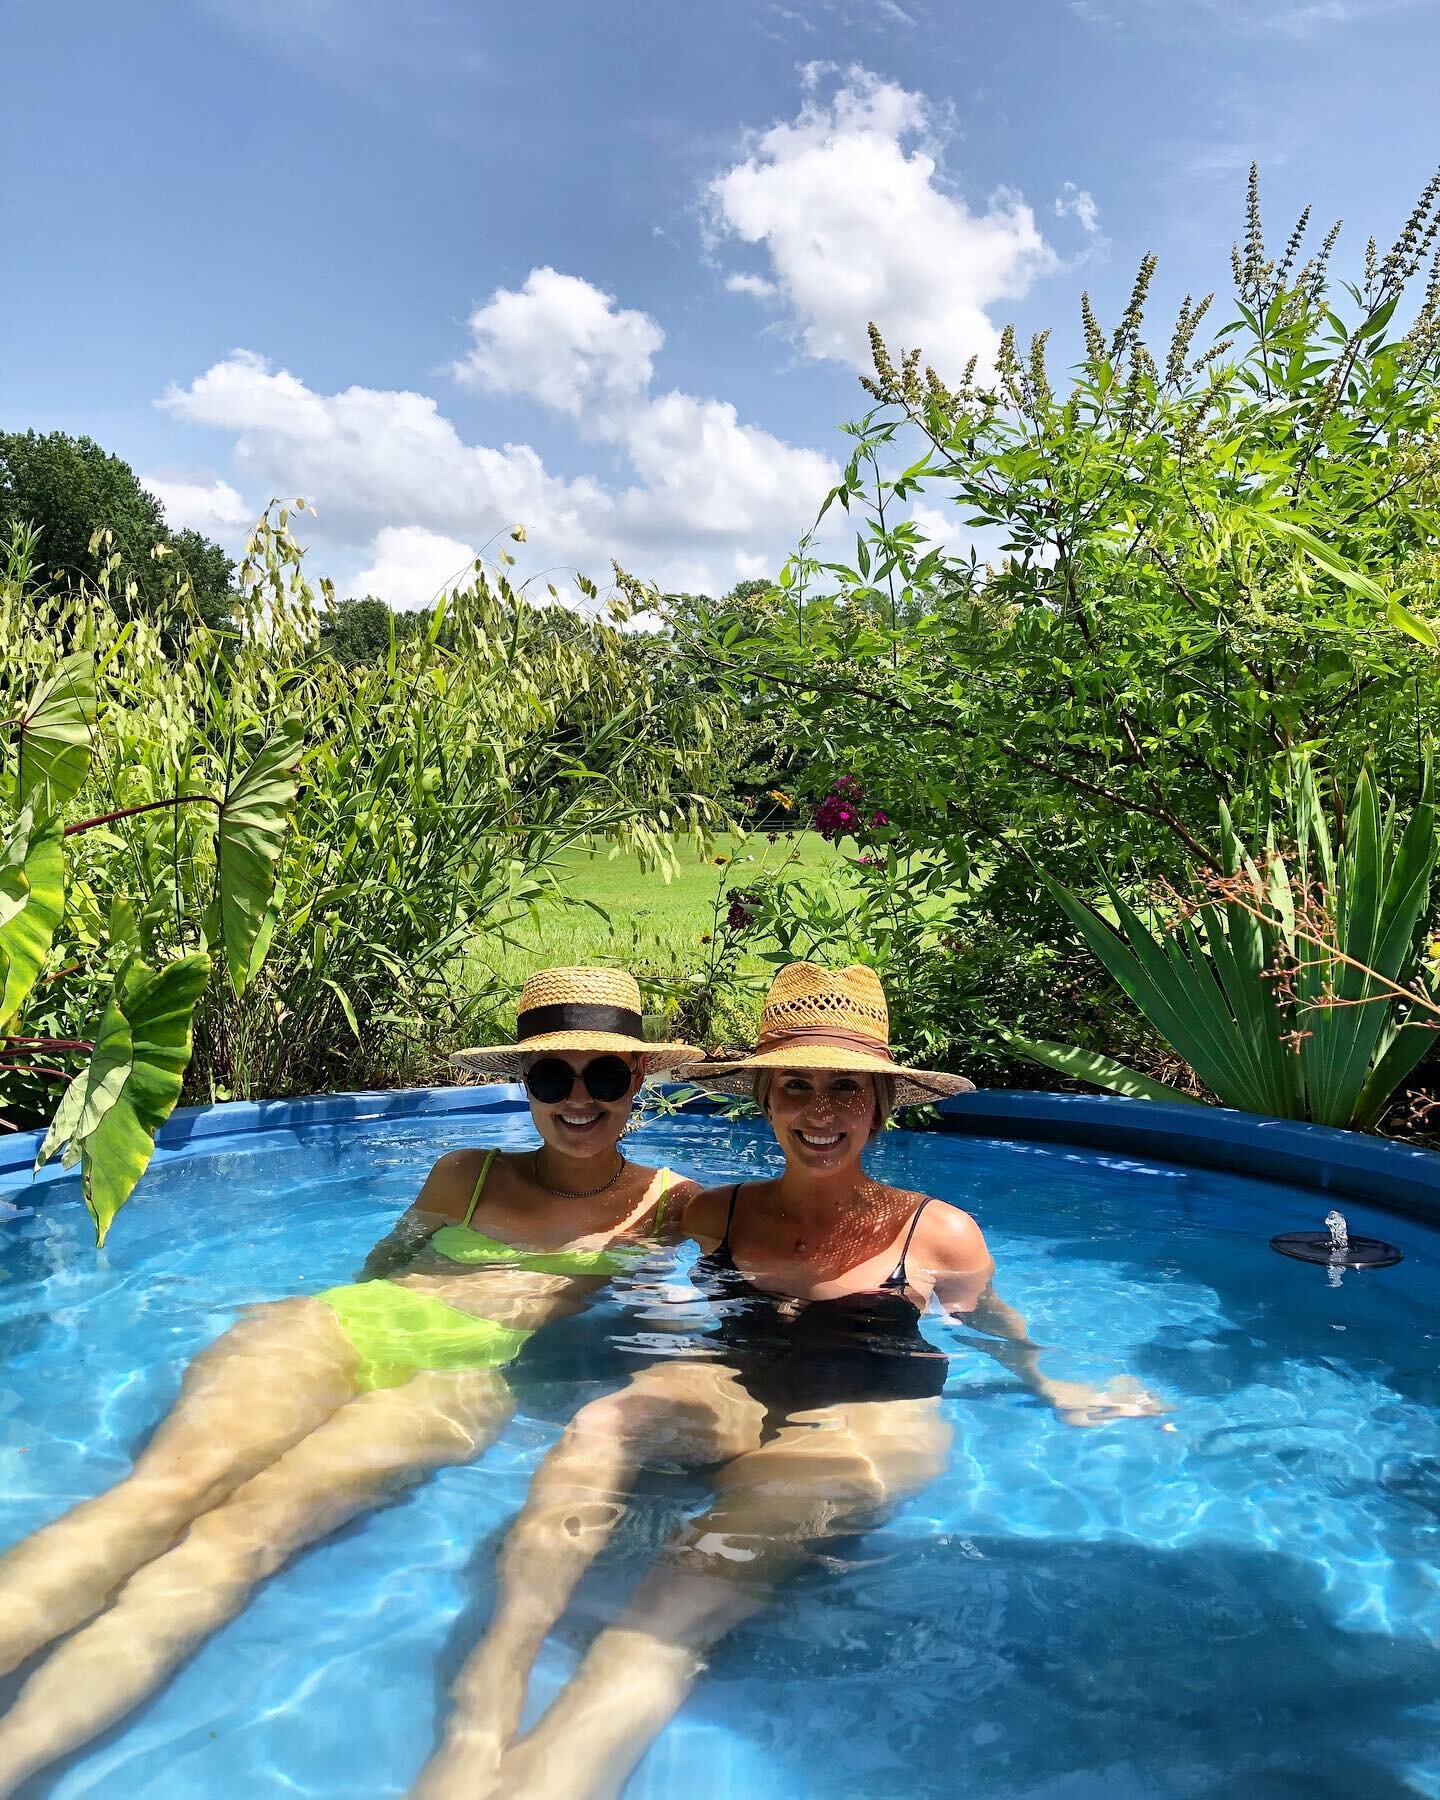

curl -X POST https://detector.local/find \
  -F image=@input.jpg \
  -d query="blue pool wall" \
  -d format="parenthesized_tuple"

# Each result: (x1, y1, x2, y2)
(4, 1084, 1440, 1224)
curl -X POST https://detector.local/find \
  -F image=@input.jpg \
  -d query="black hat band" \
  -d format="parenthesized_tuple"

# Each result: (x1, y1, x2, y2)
(515, 1001, 644, 1042)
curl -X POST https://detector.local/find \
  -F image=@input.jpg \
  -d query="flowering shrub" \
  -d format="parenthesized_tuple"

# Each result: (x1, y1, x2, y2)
(813, 775, 867, 840)
(663, 171, 1440, 1107)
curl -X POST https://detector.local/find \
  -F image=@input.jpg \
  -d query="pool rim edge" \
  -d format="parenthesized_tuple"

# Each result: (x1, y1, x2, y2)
(3, 1084, 1439, 1224)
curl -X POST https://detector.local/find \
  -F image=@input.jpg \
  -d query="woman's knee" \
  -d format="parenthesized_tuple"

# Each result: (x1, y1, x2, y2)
(557, 1383, 683, 1453)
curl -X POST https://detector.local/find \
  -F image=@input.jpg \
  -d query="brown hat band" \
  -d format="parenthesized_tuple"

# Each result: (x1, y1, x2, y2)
(752, 1025, 895, 1061)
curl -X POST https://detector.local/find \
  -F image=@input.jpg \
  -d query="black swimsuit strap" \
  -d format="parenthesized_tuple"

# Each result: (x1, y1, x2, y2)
(881, 1197, 934, 1292)
(717, 1183, 743, 1260)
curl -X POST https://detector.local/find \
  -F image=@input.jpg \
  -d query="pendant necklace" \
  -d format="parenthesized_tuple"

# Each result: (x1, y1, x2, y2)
(532, 1149, 627, 1199)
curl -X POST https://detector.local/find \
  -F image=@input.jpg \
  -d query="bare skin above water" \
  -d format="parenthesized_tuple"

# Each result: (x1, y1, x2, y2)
(417, 1068, 1161, 1800)
(0, 1052, 693, 1796)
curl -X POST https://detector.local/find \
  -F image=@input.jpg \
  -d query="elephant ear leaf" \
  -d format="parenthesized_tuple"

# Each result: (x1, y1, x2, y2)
(0, 807, 64, 1030)
(37, 953, 210, 1246)
(206, 718, 304, 994)
(16, 653, 96, 815)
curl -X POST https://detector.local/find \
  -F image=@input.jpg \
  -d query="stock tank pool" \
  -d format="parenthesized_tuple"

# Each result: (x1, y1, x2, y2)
(2, 1095, 1439, 1799)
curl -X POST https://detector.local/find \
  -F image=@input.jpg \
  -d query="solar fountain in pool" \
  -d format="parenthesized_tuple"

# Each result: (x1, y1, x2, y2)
(1, 1098, 1438, 1799)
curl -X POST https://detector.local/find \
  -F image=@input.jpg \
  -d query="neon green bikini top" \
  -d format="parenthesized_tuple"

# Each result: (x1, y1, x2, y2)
(428, 1150, 676, 1278)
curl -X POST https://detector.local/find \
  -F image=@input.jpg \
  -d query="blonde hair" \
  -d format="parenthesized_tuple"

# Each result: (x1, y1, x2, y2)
(753, 1068, 896, 1138)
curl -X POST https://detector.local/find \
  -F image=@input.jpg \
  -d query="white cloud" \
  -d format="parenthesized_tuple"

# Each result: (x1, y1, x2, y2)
(1054, 181, 1101, 235)
(350, 525, 478, 609)
(724, 272, 778, 299)
(709, 65, 1056, 374)
(618, 391, 832, 539)
(162, 348, 614, 553)
(160, 280, 837, 607)
(452, 266, 662, 419)
(142, 475, 252, 535)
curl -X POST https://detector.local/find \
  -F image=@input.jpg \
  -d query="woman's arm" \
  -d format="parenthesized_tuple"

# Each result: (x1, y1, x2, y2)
(678, 1185, 735, 1253)
(648, 1175, 701, 1246)
(355, 1149, 484, 1280)
(922, 1204, 1163, 1427)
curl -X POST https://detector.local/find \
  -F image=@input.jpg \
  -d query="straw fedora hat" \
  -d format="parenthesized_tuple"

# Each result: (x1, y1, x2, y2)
(689, 962, 974, 1107)
(450, 967, 700, 1080)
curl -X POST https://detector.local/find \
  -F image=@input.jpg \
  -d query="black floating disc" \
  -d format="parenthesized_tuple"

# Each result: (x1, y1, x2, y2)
(1270, 1231, 1403, 1268)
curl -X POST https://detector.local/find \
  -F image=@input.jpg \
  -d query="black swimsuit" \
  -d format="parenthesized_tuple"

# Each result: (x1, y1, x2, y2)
(695, 1184, 949, 1418)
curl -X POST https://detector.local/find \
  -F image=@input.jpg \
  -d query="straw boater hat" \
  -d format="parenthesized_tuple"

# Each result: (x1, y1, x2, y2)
(689, 962, 974, 1108)
(450, 967, 700, 1081)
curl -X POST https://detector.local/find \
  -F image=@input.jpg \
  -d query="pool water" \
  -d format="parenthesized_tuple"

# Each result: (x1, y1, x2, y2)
(2, 1111, 1439, 1799)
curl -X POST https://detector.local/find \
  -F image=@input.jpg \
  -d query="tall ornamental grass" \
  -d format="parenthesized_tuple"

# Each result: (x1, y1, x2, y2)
(2, 506, 719, 1238)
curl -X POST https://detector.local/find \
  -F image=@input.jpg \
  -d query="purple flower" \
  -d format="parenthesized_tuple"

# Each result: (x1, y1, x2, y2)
(726, 889, 758, 931)
(869, 810, 889, 828)
(814, 777, 873, 841)
(857, 853, 877, 866)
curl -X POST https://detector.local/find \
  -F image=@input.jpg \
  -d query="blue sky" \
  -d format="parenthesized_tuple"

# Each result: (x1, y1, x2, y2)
(4, 0, 1438, 604)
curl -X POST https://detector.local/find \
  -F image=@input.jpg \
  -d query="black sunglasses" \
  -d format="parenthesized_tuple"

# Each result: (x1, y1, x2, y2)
(523, 1054, 635, 1105)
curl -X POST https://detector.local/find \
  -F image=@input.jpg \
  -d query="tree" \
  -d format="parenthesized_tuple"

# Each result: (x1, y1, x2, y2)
(316, 595, 422, 667)
(0, 430, 236, 632)
(664, 169, 1440, 1071)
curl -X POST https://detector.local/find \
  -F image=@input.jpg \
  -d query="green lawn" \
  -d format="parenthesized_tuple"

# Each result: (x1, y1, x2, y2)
(472, 831, 841, 1006)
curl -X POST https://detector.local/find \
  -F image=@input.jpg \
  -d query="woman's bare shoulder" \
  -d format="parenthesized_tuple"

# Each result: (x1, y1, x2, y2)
(413, 1146, 503, 1221)
(644, 1166, 700, 1198)
(910, 1193, 992, 1274)
(682, 1183, 741, 1249)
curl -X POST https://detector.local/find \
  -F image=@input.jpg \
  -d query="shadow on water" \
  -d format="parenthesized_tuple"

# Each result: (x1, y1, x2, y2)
(561, 1530, 1440, 1799)
(7, 1495, 1438, 1797)
(0, 1216, 67, 1370)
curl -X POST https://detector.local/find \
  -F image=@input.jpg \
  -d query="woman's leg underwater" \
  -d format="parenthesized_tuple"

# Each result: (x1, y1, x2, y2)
(411, 1361, 764, 1800)
(0, 1296, 358, 1675)
(494, 1397, 953, 1800)
(0, 1366, 514, 1796)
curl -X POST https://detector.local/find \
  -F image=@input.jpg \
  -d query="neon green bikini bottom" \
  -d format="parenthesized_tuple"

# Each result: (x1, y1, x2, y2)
(320, 1158, 675, 1393)
(318, 1282, 533, 1394)
(318, 1236, 646, 1392)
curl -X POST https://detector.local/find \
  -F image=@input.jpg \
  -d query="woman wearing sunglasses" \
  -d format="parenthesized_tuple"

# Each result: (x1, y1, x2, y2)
(417, 963, 1161, 1800)
(0, 967, 699, 1795)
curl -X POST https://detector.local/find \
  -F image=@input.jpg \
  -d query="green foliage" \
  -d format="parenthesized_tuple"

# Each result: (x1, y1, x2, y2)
(0, 431, 235, 633)
(316, 594, 425, 667)
(0, 809, 64, 1029)
(663, 169, 1440, 1102)
(37, 954, 211, 1246)
(204, 718, 304, 994)
(14, 651, 95, 814)
(1014, 766, 1439, 1129)
(999, 1035, 1201, 1105)
(2, 498, 723, 1236)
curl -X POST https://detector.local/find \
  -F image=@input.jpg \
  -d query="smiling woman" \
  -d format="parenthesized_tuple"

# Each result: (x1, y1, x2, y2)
(416, 964, 1160, 1800)
(0, 967, 701, 1795)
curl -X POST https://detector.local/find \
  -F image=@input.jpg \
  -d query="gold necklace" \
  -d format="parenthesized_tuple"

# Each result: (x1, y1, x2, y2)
(531, 1148, 627, 1199)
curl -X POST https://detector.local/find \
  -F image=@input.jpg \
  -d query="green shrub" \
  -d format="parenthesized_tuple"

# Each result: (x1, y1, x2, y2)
(1, 506, 721, 1239)
(659, 170, 1440, 1099)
